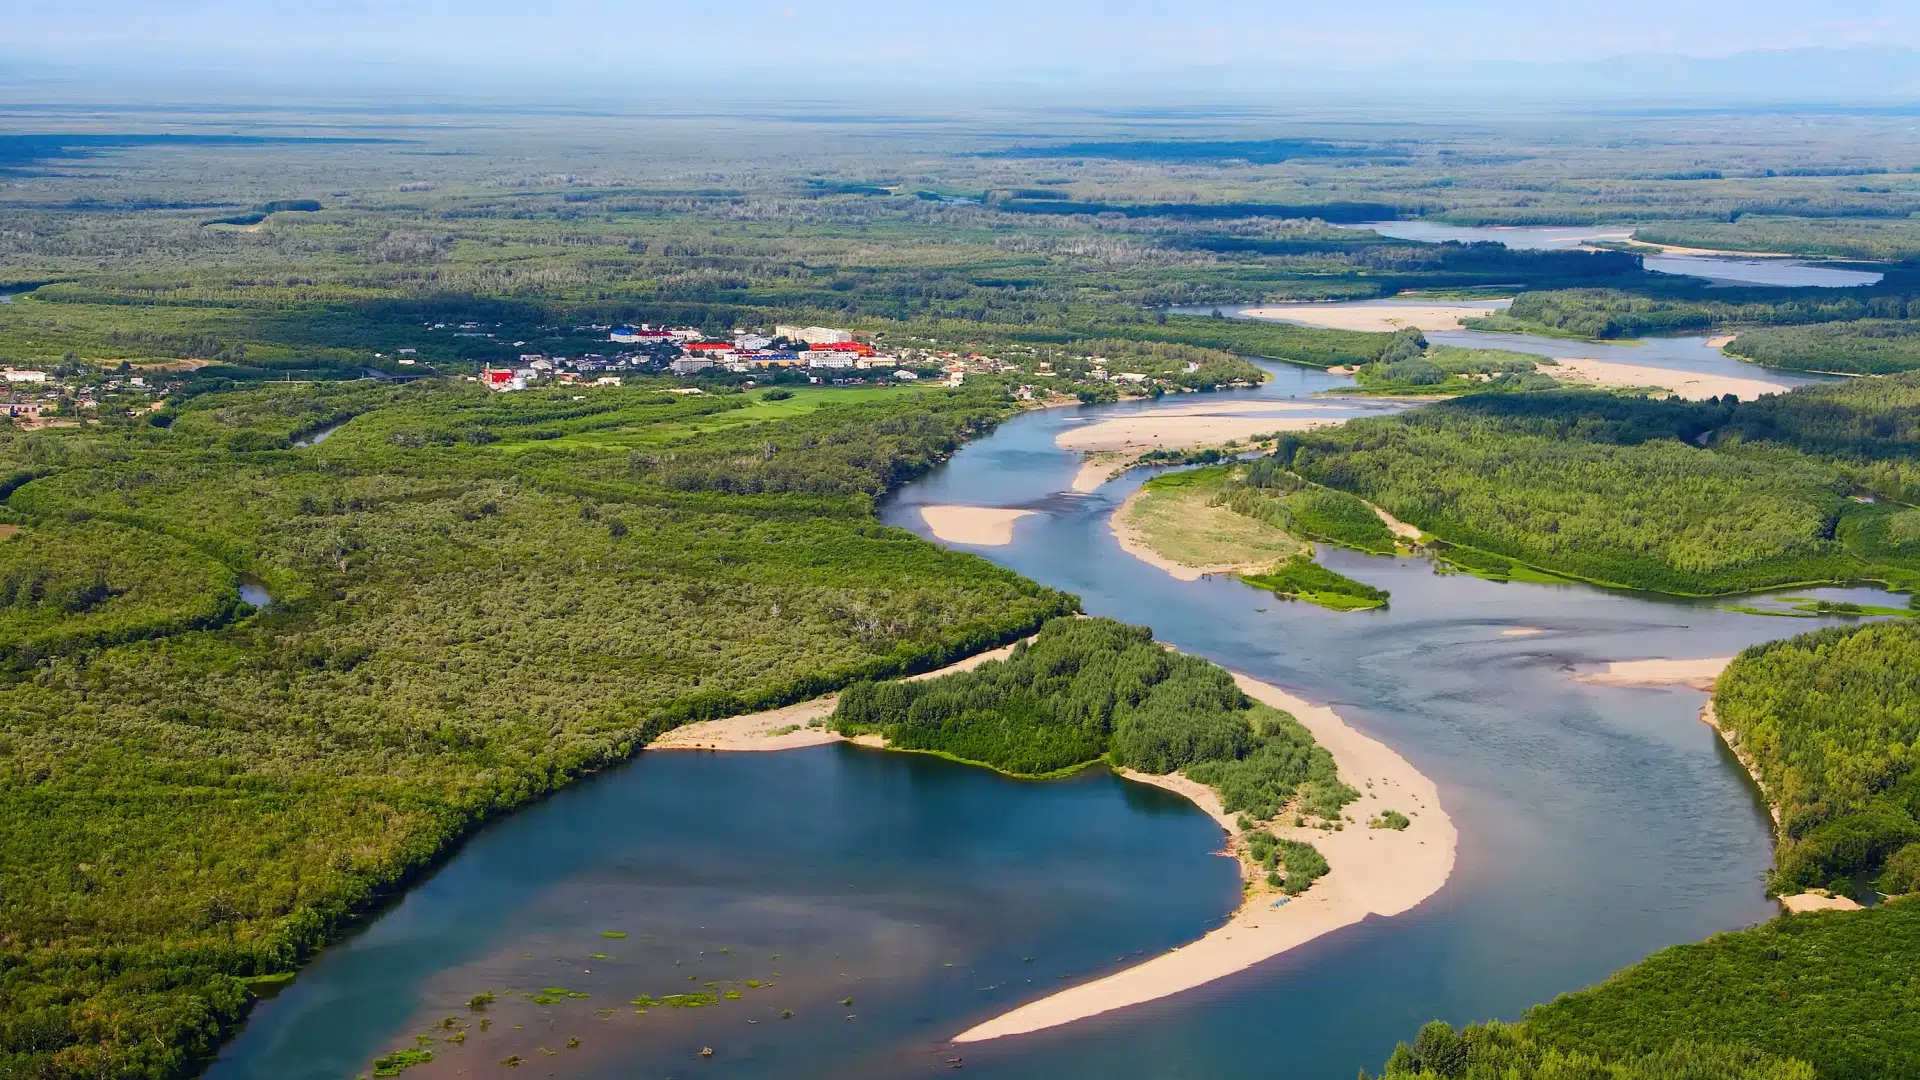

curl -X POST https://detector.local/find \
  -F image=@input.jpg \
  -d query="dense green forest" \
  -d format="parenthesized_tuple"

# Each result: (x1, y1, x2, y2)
(832, 616, 1357, 824)
(0, 380, 1074, 1079)
(1377, 903, 1920, 1079)
(1473, 285, 1920, 342)
(1727, 321, 1920, 374)
(1283, 381, 1920, 596)
(1713, 622, 1920, 894)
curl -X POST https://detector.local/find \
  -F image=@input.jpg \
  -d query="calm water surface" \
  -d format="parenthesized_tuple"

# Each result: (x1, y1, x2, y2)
(1353, 220, 1883, 289)
(209, 361, 1900, 1080)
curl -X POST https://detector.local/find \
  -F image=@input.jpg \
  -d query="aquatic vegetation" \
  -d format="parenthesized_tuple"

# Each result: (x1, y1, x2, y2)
(500, 1054, 523, 1068)
(1240, 553, 1389, 611)
(369, 1046, 433, 1077)
(588, 952, 609, 960)
(781, 1010, 794, 1019)
(600, 931, 628, 939)
(566, 1036, 580, 1049)
(660, 992, 720, 1008)
(723, 990, 744, 1000)
(467, 992, 496, 1010)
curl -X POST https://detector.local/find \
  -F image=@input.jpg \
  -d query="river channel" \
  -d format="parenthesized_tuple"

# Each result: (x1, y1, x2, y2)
(207, 363, 1901, 1080)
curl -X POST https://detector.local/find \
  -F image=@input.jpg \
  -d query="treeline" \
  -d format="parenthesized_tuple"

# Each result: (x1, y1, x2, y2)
(1727, 320, 1920, 374)
(832, 616, 1357, 821)
(1484, 287, 1920, 339)
(1714, 622, 1920, 894)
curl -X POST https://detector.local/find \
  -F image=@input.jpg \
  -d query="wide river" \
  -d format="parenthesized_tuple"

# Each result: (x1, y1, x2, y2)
(206, 364, 1902, 1080)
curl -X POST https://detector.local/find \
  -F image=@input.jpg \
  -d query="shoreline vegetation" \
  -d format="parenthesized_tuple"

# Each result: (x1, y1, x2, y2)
(651, 617, 1454, 1043)
(1378, 623, 1920, 1080)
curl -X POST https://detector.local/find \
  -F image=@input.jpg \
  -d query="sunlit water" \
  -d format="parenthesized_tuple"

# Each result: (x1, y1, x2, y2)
(207, 361, 1903, 1080)
(1353, 220, 1883, 289)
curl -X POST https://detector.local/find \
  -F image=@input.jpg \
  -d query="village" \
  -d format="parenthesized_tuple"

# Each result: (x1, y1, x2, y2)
(473, 323, 1023, 392)
(2, 364, 172, 429)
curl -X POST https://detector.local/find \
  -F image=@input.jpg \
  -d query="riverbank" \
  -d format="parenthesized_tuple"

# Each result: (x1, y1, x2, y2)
(952, 672, 1456, 1042)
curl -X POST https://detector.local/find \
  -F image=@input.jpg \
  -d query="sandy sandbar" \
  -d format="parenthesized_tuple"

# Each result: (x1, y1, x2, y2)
(1057, 402, 1347, 455)
(1703, 334, 1739, 349)
(920, 505, 1034, 546)
(952, 673, 1455, 1043)
(1240, 301, 1511, 333)
(1499, 627, 1545, 638)
(1575, 656, 1733, 691)
(1549, 357, 1791, 401)
(1779, 892, 1864, 913)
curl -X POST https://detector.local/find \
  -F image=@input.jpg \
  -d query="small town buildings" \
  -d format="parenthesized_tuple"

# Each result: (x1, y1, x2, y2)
(2, 368, 50, 384)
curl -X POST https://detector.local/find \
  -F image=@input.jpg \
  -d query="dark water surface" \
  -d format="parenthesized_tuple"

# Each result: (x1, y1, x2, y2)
(209, 362, 1900, 1080)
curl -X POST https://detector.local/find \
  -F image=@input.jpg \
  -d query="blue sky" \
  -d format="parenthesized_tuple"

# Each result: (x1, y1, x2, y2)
(6, 0, 1918, 74)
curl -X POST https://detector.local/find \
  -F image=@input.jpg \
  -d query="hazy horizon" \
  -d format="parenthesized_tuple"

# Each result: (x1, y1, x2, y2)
(6, 1, 1920, 105)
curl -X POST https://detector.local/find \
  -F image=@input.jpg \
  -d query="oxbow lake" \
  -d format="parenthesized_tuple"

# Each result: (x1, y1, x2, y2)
(209, 361, 1905, 1080)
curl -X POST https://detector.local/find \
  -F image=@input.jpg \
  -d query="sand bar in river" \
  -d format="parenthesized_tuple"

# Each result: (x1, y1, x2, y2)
(1057, 401, 1348, 455)
(1549, 357, 1792, 401)
(919, 506, 1034, 546)
(1574, 656, 1734, 691)
(1239, 301, 1510, 333)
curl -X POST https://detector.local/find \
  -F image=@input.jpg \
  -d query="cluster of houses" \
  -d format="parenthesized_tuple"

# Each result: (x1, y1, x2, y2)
(3, 366, 170, 428)
(475, 324, 938, 391)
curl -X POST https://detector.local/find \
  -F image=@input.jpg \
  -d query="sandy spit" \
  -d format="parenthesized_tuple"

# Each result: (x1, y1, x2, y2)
(1575, 656, 1734, 692)
(1548, 357, 1791, 401)
(1499, 627, 1545, 638)
(1239, 301, 1511, 333)
(920, 505, 1034, 546)
(1070, 455, 1130, 493)
(651, 643, 1024, 752)
(1703, 334, 1739, 349)
(952, 673, 1456, 1043)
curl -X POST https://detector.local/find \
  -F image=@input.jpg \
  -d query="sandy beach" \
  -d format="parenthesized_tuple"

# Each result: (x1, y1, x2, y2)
(651, 642, 1025, 752)
(952, 673, 1455, 1043)
(919, 505, 1034, 546)
(1239, 301, 1511, 333)
(1574, 656, 1733, 691)
(1056, 402, 1347, 455)
(1548, 356, 1791, 401)
(1704, 334, 1739, 349)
